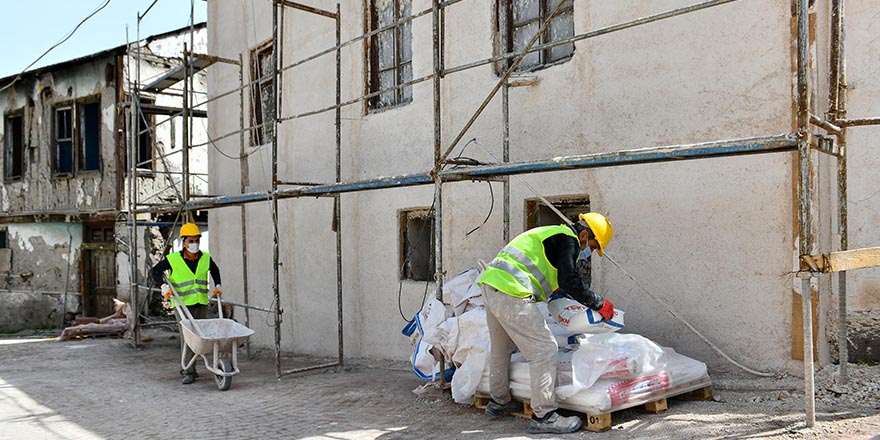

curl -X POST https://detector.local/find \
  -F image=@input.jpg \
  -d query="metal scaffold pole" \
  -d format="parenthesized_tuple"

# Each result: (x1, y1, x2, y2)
(335, 3, 344, 367)
(238, 52, 252, 358)
(130, 20, 142, 346)
(796, 0, 816, 428)
(829, 0, 849, 385)
(272, 0, 283, 379)
(431, 0, 446, 386)
(499, 0, 510, 243)
(183, 44, 191, 218)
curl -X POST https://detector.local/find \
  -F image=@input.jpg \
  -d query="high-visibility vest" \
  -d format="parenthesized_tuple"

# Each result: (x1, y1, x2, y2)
(167, 251, 211, 307)
(477, 225, 577, 302)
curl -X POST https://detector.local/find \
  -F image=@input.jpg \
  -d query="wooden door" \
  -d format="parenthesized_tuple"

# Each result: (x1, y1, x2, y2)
(83, 226, 117, 317)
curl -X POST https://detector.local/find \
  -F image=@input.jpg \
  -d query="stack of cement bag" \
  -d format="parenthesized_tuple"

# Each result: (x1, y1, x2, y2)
(403, 265, 710, 413)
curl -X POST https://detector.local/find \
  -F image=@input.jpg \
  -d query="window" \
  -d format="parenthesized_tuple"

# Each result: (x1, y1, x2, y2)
(368, 0, 412, 110)
(500, 0, 574, 72)
(126, 97, 154, 172)
(4, 113, 23, 180)
(399, 208, 435, 281)
(251, 43, 275, 145)
(54, 107, 74, 175)
(526, 195, 591, 286)
(136, 100, 154, 171)
(79, 101, 100, 171)
(0, 228, 9, 274)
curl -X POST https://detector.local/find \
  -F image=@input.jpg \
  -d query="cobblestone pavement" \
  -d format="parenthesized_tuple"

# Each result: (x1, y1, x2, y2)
(0, 330, 878, 440)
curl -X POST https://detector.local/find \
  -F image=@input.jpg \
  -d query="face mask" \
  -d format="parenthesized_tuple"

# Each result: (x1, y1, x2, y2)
(578, 247, 592, 262)
(187, 243, 200, 254)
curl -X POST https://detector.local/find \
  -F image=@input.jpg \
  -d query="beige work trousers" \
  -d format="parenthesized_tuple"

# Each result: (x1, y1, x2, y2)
(481, 284, 559, 418)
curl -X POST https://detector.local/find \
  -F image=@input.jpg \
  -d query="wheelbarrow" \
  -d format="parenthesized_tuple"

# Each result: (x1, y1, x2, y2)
(167, 281, 254, 391)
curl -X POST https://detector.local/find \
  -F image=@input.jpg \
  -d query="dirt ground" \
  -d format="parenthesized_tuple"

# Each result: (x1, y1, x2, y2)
(0, 328, 878, 440)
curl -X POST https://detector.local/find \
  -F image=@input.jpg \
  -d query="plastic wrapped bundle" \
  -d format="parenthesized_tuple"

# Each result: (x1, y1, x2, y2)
(477, 333, 710, 414)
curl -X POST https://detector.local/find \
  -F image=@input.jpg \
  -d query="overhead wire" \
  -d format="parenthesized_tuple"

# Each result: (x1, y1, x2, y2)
(0, 0, 113, 94)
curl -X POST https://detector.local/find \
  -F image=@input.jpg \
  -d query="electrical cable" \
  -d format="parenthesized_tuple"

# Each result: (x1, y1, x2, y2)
(397, 199, 437, 322)
(466, 181, 493, 237)
(0, 0, 113, 94)
(603, 253, 780, 378)
(466, 140, 779, 377)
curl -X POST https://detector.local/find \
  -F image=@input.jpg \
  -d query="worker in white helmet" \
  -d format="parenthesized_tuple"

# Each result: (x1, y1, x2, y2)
(477, 213, 615, 434)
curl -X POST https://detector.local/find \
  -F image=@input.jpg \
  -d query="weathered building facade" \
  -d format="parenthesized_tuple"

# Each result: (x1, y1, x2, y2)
(203, 0, 879, 374)
(0, 25, 208, 330)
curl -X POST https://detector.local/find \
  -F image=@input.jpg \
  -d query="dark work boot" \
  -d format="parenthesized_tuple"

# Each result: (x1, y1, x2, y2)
(181, 374, 195, 385)
(528, 412, 583, 434)
(485, 399, 523, 417)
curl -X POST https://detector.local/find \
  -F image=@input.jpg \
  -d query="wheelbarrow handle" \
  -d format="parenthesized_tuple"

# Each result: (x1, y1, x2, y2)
(163, 275, 205, 337)
(215, 288, 224, 320)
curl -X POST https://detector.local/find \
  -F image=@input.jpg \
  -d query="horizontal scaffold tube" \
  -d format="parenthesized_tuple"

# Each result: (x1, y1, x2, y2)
(132, 133, 797, 215)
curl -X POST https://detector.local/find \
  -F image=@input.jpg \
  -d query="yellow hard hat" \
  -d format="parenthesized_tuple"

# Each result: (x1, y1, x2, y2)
(578, 212, 614, 256)
(180, 223, 201, 238)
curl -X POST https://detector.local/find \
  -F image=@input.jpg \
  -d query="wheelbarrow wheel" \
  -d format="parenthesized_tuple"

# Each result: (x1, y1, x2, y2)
(215, 357, 233, 391)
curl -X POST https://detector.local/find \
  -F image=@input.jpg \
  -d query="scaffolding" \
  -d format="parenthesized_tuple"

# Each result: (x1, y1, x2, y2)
(121, 0, 880, 428)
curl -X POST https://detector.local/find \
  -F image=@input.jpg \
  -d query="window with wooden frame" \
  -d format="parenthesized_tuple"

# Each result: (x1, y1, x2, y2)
(4, 112, 24, 181)
(399, 208, 435, 282)
(54, 106, 74, 176)
(499, 0, 574, 72)
(250, 42, 275, 146)
(367, 0, 412, 111)
(79, 100, 101, 172)
(126, 97, 155, 173)
(525, 195, 591, 286)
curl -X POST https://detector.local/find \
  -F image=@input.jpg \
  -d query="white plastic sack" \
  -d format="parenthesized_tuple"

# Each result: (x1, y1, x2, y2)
(428, 307, 492, 403)
(559, 348, 708, 412)
(444, 267, 484, 316)
(401, 299, 449, 380)
(557, 333, 664, 398)
(547, 296, 624, 335)
(477, 336, 709, 414)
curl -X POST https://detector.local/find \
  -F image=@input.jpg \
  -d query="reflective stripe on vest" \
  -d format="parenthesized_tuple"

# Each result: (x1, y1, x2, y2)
(478, 225, 577, 301)
(167, 251, 211, 307)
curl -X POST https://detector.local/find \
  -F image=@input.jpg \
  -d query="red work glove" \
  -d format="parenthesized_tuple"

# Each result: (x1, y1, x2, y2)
(596, 299, 615, 321)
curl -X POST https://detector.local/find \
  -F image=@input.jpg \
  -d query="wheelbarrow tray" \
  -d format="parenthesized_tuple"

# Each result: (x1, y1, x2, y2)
(180, 318, 254, 356)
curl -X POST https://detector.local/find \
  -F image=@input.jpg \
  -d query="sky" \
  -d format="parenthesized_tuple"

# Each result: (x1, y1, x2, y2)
(0, 0, 207, 79)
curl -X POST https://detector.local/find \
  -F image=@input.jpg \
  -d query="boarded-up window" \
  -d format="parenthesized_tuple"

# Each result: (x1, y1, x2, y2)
(251, 43, 275, 145)
(79, 101, 100, 171)
(4, 113, 23, 180)
(502, 0, 574, 72)
(399, 209, 435, 281)
(368, 0, 412, 110)
(54, 107, 74, 175)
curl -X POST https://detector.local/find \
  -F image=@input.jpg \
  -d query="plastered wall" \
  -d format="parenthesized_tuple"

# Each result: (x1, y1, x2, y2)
(205, 0, 877, 372)
(0, 223, 82, 330)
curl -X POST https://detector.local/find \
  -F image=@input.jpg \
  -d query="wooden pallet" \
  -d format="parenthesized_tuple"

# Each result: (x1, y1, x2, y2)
(474, 384, 714, 433)
(473, 395, 534, 419)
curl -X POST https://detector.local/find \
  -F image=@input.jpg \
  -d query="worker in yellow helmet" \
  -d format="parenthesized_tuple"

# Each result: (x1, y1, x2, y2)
(149, 222, 222, 385)
(477, 212, 615, 434)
